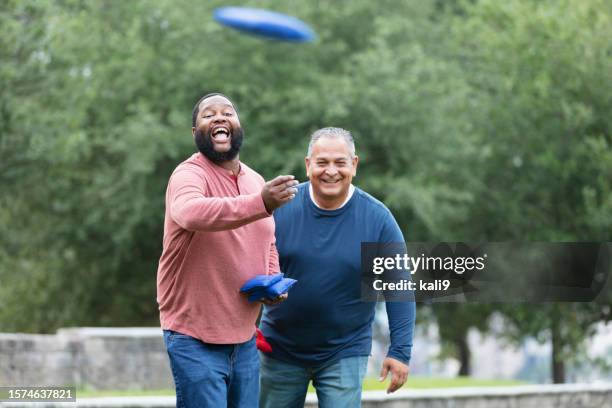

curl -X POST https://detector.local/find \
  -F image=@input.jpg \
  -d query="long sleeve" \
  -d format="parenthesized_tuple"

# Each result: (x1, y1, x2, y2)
(385, 301, 416, 364)
(157, 155, 278, 344)
(168, 167, 270, 232)
(379, 209, 416, 364)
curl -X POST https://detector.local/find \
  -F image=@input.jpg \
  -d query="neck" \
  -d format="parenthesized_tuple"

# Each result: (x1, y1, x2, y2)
(311, 190, 348, 210)
(218, 156, 240, 174)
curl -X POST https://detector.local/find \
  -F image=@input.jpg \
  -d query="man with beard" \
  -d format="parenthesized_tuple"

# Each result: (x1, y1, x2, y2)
(259, 127, 415, 408)
(157, 93, 297, 408)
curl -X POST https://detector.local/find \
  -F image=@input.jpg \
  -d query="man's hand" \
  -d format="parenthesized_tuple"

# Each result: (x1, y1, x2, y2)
(379, 357, 409, 394)
(261, 175, 298, 213)
(259, 293, 288, 305)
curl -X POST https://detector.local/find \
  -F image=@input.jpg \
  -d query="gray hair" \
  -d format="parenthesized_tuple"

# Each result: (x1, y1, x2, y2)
(306, 127, 356, 158)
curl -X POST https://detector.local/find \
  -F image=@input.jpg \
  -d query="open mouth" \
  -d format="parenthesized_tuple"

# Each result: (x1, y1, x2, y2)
(212, 126, 230, 141)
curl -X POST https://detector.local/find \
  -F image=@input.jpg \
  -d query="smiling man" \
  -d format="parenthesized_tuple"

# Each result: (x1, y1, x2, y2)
(157, 93, 297, 408)
(259, 127, 416, 407)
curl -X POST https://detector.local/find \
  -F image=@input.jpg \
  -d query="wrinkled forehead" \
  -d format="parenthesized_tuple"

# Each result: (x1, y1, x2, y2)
(199, 95, 235, 111)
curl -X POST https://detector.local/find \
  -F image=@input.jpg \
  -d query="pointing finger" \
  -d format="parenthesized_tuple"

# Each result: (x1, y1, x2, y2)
(269, 175, 295, 186)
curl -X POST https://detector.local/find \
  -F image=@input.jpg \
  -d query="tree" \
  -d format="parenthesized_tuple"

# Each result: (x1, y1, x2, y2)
(1, 0, 610, 386)
(446, 0, 612, 382)
(2, 0, 482, 331)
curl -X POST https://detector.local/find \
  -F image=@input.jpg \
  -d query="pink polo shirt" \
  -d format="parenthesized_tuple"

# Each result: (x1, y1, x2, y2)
(156, 153, 279, 344)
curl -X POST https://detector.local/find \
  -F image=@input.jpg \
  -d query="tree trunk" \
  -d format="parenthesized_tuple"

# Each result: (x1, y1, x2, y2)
(551, 319, 566, 383)
(457, 335, 471, 376)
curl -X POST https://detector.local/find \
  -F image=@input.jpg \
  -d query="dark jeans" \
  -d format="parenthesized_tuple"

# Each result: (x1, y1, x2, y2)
(163, 330, 259, 408)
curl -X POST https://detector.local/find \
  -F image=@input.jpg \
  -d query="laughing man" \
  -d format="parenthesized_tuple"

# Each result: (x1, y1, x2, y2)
(157, 93, 297, 408)
(259, 127, 416, 407)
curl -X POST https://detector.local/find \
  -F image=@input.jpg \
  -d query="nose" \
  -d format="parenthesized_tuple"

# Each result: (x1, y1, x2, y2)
(212, 113, 227, 123)
(324, 165, 338, 176)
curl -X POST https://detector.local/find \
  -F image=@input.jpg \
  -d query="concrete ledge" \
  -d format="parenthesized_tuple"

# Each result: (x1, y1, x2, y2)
(335, 384, 612, 408)
(1, 383, 610, 408)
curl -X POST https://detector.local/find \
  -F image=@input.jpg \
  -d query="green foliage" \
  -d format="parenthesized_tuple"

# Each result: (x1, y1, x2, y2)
(449, 0, 612, 240)
(440, 0, 612, 381)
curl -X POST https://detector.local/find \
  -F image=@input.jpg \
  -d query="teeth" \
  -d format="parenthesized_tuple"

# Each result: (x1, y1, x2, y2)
(213, 127, 229, 135)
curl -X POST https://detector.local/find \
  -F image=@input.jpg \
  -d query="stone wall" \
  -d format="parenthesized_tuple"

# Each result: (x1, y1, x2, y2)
(0, 328, 172, 390)
(332, 384, 612, 408)
(0, 384, 610, 407)
(1, 328, 611, 408)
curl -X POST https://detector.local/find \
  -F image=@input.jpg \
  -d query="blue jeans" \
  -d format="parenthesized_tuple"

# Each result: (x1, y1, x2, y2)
(163, 330, 259, 408)
(259, 353, 368, 408)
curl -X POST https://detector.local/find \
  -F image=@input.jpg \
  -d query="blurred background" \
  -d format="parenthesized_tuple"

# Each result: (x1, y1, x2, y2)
(1, 0, 611, 391)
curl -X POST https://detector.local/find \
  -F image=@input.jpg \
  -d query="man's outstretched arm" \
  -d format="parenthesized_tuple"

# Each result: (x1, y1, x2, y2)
(170, 169, 296, 231)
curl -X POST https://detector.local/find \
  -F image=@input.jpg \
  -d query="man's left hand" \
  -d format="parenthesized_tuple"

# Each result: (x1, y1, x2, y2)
(379, 357, 409, 394)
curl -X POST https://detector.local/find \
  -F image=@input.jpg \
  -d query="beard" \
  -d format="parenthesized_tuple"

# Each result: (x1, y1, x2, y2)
(194, 126, 244, 164)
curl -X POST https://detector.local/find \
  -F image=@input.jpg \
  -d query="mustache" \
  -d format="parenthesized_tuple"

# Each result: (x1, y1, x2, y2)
(194, 126, 243, 164)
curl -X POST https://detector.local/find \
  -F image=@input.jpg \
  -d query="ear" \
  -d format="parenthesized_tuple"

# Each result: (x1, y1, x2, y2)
(192, 127, 196, 138)
(305, 156, 311, 178)
(352, 155, 359, 176)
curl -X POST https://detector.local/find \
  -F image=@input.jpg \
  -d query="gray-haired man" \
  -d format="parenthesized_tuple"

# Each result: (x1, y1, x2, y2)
(259, 128, 416, 407)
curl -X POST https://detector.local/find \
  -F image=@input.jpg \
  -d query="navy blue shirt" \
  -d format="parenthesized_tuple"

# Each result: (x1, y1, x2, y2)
(260, 182, 415, 367)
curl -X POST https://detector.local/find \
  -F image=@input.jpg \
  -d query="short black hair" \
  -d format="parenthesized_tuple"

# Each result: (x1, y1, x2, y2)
(191, 92, 237, 128)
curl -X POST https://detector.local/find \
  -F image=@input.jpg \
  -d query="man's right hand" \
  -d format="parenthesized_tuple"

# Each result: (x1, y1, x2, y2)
(261, 175, 298, 212)
(259, 293, 288, 306)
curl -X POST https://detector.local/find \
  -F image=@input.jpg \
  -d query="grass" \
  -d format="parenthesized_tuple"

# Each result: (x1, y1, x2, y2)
(76, 389, 171, 398)
(360, 376, 526, 391)
(77, 377, 526, 398)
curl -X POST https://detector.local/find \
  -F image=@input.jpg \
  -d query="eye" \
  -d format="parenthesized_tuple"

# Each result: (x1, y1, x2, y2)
(223, 112, 233, 117)
(202, 113, 213, 118)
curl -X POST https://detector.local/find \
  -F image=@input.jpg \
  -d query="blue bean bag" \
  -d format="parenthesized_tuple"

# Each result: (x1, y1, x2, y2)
(240, 273, 284, 293)
(240, 273, 297, 302)
(247, 278, 297, 302)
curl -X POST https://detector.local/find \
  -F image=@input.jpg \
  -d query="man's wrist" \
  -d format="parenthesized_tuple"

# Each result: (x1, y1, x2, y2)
(260, 192, 273, 215)
(386, 353, 410, 365)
